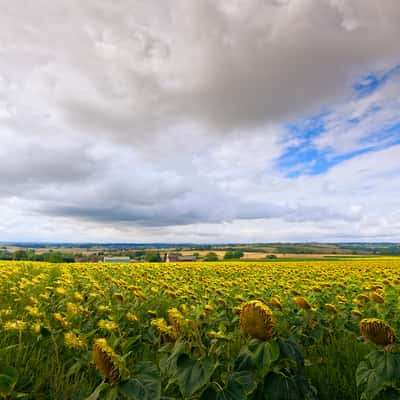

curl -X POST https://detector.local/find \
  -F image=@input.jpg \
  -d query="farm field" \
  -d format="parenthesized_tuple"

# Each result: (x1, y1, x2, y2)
(1, 259, 400, 399)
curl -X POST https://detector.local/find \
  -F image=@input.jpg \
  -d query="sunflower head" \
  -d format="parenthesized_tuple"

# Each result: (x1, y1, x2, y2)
(167, 308, 184, 335)
(151, 318, 176, 342)
(269, 296, 282, 309)
(294, 297, 313, 310)
(352, 309, 362, 317)
(240, 300, 274, 341)
(93, 339, 122, 384)
(114, 293, 124, 303)
(370, 292, 384, 304)
(360, 318, 395, 347)
(325, 303, 337, 314)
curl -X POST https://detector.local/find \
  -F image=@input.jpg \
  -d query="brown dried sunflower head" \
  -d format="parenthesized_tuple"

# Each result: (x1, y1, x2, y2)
(240, 300, 274, 341)
(93, 339, 121, 384)
(360, 318, 395, 347)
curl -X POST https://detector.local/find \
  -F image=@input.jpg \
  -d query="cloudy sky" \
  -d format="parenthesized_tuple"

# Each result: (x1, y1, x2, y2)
(1, 0, 400, 243)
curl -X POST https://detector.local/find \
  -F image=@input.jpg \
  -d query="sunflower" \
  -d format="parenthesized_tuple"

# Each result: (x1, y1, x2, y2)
(294, 297, 313, 311)
(240, 300, 274, 340)
(64, 332, 87, 350)
(360, 318, 395, 347)
(93, 339, 121, 384)
(369, 292, 384, 304)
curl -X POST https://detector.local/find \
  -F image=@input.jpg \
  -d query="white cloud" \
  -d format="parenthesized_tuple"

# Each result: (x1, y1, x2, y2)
(313, 72, 400, 155)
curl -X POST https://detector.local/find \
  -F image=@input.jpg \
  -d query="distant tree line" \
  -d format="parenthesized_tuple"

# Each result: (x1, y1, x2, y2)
(0, 249, 75, 263)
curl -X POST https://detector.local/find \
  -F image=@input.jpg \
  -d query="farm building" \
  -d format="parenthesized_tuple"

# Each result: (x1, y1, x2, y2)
(165, 253, 196, 262)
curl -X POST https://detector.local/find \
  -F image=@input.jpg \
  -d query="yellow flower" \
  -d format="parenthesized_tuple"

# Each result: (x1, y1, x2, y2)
(335, 295, 346, 303)
(55, 287, 66, 296)
(25, 306, 43, 318)
(269, 296, 282, 309)
(97, 305, 111, 312)
(64, 331, 87, 350)
(240, 300, 274, 341)
(232, 306, 242, 315)
(74, 292, 85, 302)
(97, 320, 119, 331)
(352, 309, 362, 317)
(126, 312, 139, 322)
(147, 310, 157, 317)
(180, 304, 189, 314)
(208, 330, 229, 340)
(325, 304, 337, 314)
(204, 304, 214, 313)
(151, 318, 175, 342)
(4, 320, 27, 331)
(356, 294, 370, 303)
(54, 313, 70, 328)
(66, 302, 79, 315)
(31, 323, 41, 333)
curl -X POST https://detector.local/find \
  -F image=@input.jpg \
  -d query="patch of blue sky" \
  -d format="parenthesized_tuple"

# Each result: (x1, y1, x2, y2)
(353, 64, 400, 97)
(280, 132, 400, 178)
(277, 64, 400, 178)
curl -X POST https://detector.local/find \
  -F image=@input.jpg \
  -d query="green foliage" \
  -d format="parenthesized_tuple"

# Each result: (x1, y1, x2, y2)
(356, 350, 400, 400)
(204, 252, 219, 261)
(118, 362, 161, 400)
(175, 354, 215, 397)
(0, 366, 18, 398)
(144, 252, 162, 262)
(224, 250, 244, 260)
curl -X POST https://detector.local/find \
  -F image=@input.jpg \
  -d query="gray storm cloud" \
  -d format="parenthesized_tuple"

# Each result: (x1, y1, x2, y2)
(1, 0, 400, 140)
(1, 0, 400, 240)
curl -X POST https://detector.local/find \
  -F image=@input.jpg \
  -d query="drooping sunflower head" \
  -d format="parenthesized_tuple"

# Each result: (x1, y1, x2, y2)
(370, 292, 385, 304)
(92, 339, 122, 384)
(360, 318, 395, 347)
(167, 307, 184, 335)
(294, 297, 312, 311)
(352, 309, 362, 317)
(269, 296, 282, 309)
(240, 300, 274, 341)
(151, 318, 176, 342)
(114, 293, 124, 303)
(325, 303, 337, 314)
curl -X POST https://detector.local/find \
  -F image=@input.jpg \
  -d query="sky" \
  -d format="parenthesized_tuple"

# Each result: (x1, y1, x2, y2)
(1, 0, 400, 243)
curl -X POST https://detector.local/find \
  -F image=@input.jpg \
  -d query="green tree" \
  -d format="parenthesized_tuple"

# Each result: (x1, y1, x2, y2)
(223, 250, 244, 260)
(204, 252, 218, 261)
(13, 250, 28, 260)
(144, 251, 162, 262)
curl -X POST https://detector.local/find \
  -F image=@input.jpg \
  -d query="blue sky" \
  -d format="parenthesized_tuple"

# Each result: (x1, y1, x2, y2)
(278, 65, 400, 178)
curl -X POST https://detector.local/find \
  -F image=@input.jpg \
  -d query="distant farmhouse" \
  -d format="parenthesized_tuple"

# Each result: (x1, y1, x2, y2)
(103, 256, 130, 263)
(165, 253, 196, 262)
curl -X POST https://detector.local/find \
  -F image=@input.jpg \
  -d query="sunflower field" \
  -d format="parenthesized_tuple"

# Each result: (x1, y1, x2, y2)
(1, 258, 400, 399)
